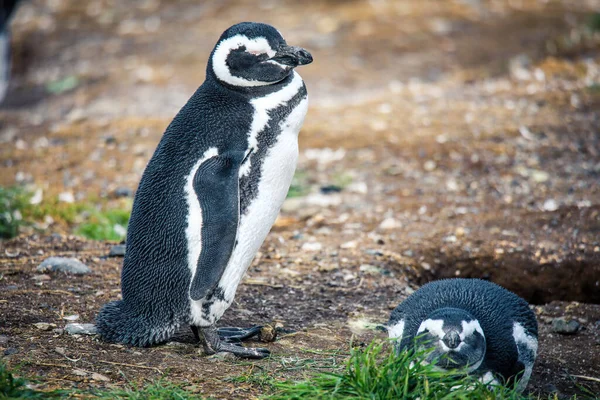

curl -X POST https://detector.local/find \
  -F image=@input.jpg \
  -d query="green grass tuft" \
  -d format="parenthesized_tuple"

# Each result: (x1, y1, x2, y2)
(86, 380, 204, 399)
(0, 362, 54, 399)
(287, 170, 310, 198)
(0, 186, 32, 239)
(75, 208, 131, 241)
(267, 341, 530, 400)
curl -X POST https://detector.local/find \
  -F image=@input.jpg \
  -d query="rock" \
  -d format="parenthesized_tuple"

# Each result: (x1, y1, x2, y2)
(301, 242, 322, 252)
(4, 348, 18, 356)
(33, 322, 56, 331)
(108, 244, 127, 257)
(347, 182, 368, 194)
(72, 369, 88, 377)
(58, 191, 75, 203)
(359, 264, 381, 275)
(113, 224, 127, 238)
(340, 240, 357, 249)
(37, 257, 91, 274)
(379, 217, 401, 230)
(65, 323, 98, 335)
(113, 187, 133, 198)
(0, 335, 8, 345)
(551, 318, 580, 335)
(31, 274, 51, 281)
(91, 372, 111, 382)
(63, 314, 79, 321)
(543, 199, 559, 212)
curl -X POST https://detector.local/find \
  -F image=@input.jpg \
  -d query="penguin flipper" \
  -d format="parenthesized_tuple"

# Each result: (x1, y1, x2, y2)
(189, 151, 245, 302)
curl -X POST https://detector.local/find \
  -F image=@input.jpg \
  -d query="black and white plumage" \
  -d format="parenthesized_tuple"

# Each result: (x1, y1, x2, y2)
(0, 0, 19, 102)
(96, 22, 312, 358)
(387, 278, 538, 392)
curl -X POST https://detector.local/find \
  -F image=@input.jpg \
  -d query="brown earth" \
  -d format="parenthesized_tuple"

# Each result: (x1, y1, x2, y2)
(1, 0, 600, 398)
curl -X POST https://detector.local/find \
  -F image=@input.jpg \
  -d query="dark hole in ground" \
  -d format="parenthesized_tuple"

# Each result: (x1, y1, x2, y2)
(411, 254, 600, 305)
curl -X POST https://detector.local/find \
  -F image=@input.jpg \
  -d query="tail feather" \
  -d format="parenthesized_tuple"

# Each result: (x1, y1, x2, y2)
(96, 300, 179, 347)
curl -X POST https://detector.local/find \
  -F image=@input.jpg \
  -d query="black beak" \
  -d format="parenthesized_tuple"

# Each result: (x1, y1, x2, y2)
(272, 45, 313, 67)
(442, 330, 461, 349)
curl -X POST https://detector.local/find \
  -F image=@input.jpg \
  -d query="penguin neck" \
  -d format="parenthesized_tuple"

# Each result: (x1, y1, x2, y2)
(205, 69, 298, 100)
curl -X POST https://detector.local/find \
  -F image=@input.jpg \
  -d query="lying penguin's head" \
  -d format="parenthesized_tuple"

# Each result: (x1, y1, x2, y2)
(209, 22, 312, 88)
(415, 307, 486, 372)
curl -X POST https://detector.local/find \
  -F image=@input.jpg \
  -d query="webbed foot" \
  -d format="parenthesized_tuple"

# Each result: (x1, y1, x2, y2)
(191, 325, 270, 359)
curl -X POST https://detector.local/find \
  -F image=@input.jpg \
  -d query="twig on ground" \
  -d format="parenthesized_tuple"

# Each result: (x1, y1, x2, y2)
(572, 374, 600, 383)
(97, 360, 163, 375)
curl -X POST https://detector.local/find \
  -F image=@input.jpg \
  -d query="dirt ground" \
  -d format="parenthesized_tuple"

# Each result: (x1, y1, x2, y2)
(1, 0, 600, 398)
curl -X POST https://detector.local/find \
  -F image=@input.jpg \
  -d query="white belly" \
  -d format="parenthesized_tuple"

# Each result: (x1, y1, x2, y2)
(190, 96, 308, 326)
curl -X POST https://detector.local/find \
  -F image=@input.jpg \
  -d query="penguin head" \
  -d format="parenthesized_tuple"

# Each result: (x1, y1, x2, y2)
(209, 22, 313, 88)
(415, 307, 486, 372)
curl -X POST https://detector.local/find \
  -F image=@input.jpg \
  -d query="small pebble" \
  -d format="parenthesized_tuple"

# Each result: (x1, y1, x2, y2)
(301, 242, 322, 252)
(4, 348, 18, 356)
(33, 322, 56, 331)
(551, 317, 580, 335)
(113, 187, 133, 198)
(65, 323, 98, 335)
(108, 244, 127, 257)
(0, 335, 8, 345)
(37, 257, 91, 275)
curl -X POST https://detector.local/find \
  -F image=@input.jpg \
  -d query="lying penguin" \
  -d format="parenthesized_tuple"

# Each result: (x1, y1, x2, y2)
(96, 22, 312, 358)
(387, 278, 538, 392)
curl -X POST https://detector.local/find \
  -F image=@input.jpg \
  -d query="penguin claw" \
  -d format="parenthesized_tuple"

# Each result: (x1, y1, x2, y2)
(217, 325, 262, 343)
(195, 325, 271, 359)
(219, 342, 271, 359)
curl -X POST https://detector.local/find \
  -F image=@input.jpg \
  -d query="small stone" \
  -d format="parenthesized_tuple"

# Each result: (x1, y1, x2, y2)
(113, 224, 127, 238)
(551, 318, 580, 335)
(301, 242, 322, 252)
(421, 262, 431, 271)
(37, 257, 91, 275)
(58, 192, 75, 203)
(33, 322, 56, 331)
(379, 217, 401, 230)
(91, 372, 111, 382)
(359, 264, 381, 275)
(340, 240, 357, 249)
(543, 199, 559, 212)
(0, 335, 8, 345)
(72, 369, 88, 377)
(108, 244, 127, 257)
(423, 160, 436, 171)
(31, 274, 51, 281)
(259, 325, 277, 343)
(443, 235, 457, 243)
(113, 187, 133, 198)
(63, 314, 79, 321)
(65, 323, 98, 335)
(4, 348, 18, 356)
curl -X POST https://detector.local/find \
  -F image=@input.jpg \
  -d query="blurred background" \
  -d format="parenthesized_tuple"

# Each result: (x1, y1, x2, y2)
(1, 0, 599, 304)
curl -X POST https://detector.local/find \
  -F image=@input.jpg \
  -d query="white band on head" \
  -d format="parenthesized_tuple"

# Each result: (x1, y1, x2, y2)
(212, 34, 279, 87)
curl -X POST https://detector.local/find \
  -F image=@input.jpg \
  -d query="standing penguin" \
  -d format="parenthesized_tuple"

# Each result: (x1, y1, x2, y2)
(96, 22, 312, 359)
(0, 0, 20, 103)
(387, 278, 538, 392)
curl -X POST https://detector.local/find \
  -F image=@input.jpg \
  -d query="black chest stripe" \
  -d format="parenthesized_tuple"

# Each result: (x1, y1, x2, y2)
(239, 87, 307, 215)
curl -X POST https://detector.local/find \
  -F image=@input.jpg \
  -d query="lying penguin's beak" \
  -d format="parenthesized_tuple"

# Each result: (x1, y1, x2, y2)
(272, 45, 313, 67)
